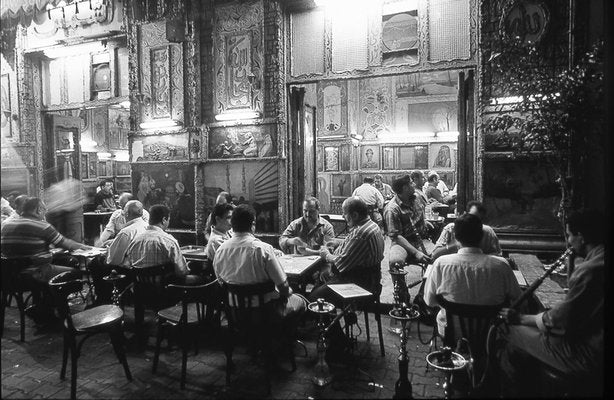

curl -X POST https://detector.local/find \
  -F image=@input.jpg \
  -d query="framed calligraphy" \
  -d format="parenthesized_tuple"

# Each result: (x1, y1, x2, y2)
(500, 1, 550, 45)
(225, 32, 253, 110)
(150, 46, 172, 118)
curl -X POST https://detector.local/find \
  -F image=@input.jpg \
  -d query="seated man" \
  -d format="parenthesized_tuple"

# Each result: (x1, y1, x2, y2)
(279, 196, 334, 255)
(384, 174, 432, 267)
(106, 200, 148, 266)
(1, 197, 93, 323)
(431, 200, 502, 261)
(309, 197, 385, 359)
(497, 209, 604, 397)
(352, 177, 385, 230)
(424, 213, 521, 337)
(97, 193, 149, 246)
(94, 179, 118, 212)
(373, 174, 394, 203)
(125, 204, 190, 279)
(424, 171, 455, 210)
(213, 204, 307, 320)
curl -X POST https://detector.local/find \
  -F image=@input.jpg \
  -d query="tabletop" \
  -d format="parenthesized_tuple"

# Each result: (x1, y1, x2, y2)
(180, 246, 208, 261)
(277, 254, 322, 278)
(83, 211, 115, 217)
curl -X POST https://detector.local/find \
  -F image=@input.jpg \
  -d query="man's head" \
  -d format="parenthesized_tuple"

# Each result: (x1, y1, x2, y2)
(100, 179, 114, 194)
(118, 193, 134, 209)
(466, 200, 487, 219)
(427, 171, 439, 183)
(410, 170, 426, 188)
(365, 148, 374, 159)
(14, 194, 28, 215)
(213, 203, 234, 232)
(363, 176, 375, 185)
(302, 196, 320, 225)
(231, 204, 256, 233)
(21, 197, 46, 220)
(342, 196, 369, 228)
(216, 191, 233, 205)
(149, 205, 170, 230)
(124, 200, 144, 221)
(391, 174, 415, 197)
(565, 209, 605, 257)
(454, 213, 483, 248)
(374, 174, 383, 187)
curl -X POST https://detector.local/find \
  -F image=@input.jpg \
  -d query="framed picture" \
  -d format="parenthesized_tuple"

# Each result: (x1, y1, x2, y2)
(132, 133, 190, 162)
(316, 146, 324, 172)
(339, 145, 351, 171)
(80, 154, 89, 179)
(398, 145, 428, 169)
(382, 146, 395, 170)
(208, 125, 276, 159)
(1, 74, 11, 138)
(116, 161, 131, 176)
(360, 145, 380, 169)
(88, 158, 97, 179)
(91, 62, 111, 92)
(429, 142, 456, 170)
(331, 173, 351, 199)
(98, 161, 107, 177)
(324, 146, 339, 171)
(382, 10, 419, 53)
(317, 80, 348, 137)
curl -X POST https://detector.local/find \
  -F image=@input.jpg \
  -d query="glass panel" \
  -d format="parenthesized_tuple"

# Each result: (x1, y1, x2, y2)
(428, 0, 471, 61)
(291, 9, 325, 76)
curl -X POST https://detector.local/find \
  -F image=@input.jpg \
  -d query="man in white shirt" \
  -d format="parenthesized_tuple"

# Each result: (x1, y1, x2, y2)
(96, 193, 149, 246)
(106, 200, 148, 266)
(352, 176, 385, 230)
(424, 213, 521, 337)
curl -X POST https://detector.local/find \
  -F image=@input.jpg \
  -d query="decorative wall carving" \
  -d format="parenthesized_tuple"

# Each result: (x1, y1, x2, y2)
(150, 46, 172, 118)
(208, 124, 276, 159)
(316, 80, 347, 137)
(214, 1, 263, 117)
(131, 132, 189, 162)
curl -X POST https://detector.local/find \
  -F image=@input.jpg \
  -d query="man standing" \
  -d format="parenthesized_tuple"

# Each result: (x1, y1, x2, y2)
(1, 197, 93, 323)
(97, 192, 149, 246)
(497, 209, 604, 397)
(106, 200, 148, 266)
(384, 174, 432, 267)
(431, 200, 502, 261)
(205, 203, 234, 262)
(279, 196, 335, 255)
(125, 204, 189, 278)
(424, 213, 521, 337)
(352, 177, 385, 230)
(94, 179, 117, 212)
(213, 204, 307, 317)
(373, 174, 394, 202)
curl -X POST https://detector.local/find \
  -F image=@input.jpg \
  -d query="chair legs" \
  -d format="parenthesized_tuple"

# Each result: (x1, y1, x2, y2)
(1, 291, 27, 342)
(60, 331, 70, 380)
(109, 328, 132, 381)
(152, 321, 165, 373)
(375, 310, 385, 357)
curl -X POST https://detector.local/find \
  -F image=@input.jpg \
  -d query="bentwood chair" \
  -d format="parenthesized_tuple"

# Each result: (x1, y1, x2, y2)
(1, 257, 42, 342)
(48, 271, 132, 400)
(435, 295, 505, 396)
(152, 281, 220, 389)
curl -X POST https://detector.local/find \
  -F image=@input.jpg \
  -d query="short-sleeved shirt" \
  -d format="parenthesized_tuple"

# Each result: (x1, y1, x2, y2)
(383, 195, 426, 247)
(106, 218, 148, 265)
(102, 209, 150, 240)
(435, 222, 502, 255)
(214, 232, 287, 303)
(279, 217, 335, 254)
(205, 226, 232, 261)
(352, 183, 384, 209)
(1, 215, 63, 266)
(375, 183, 395, 201)
(126, 225, 188, 276)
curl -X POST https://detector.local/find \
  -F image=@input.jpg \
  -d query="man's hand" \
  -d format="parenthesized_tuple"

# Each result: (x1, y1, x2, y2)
(319, 246, 331, 262)
(499, 308, 520, 325)
(425, 221, 435, 229)
(291, 237, 308, 247)
(415, 251, 431, 264)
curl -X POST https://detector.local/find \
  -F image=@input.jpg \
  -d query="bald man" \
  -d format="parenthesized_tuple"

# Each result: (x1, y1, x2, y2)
(97, 193, 149, 246)
(106, 200, 149, 265)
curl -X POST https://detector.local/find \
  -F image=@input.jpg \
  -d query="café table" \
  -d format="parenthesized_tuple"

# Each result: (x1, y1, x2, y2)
(277, 254, 322, 294)
(180, 245, 208, 262)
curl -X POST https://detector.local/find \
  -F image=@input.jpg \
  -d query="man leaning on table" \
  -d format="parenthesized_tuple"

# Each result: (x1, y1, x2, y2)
(279, 196, 335, 255)
(1, 197, 93, 324)
(96, 192, 149, 246)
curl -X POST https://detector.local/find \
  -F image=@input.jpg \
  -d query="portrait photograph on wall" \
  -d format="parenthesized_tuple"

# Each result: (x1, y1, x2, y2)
(132, 163, 195, 229)
(202, 161, 279, 233)
(360, 145, 380, 169)
(429, 142, 456, 169)
(331, 173, 352, 199)
(208, 125, 276, 159)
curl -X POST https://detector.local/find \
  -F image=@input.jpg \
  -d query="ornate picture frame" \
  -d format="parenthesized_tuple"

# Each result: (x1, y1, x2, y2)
(317, 80, 348, 137)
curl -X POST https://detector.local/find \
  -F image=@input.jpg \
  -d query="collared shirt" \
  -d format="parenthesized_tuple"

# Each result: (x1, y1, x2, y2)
(106, 218, 148, 266)
(126, 225, 188, 276)
(101, 209, 150, 241)
(424, 247, 521, 334)
(425, 184, 444, 203)
(374, 182, 395, 201)
(213, 232, 287, 303)
(352, 183, 384, 209)
(94, 191, 117, 210)
(536, 245, 603, 344)
(414, 189, 429, 207)
(383, 195, 426, 247)
(435, 222, 502, 255)
(1, 215, 64, 266)
(329, 217, 384, 279)
(205, 226, 232, 261)
(279, 216, 335, 254)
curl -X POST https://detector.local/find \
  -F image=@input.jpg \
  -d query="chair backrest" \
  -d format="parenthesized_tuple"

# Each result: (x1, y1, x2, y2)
(48, 271, 86, 330)
(165, 281, 218, 324)
(222, 281, 276, 333)
(132, 263, 176, 310)
(1, 257, 36, 292)
(436, 294, 504, 359)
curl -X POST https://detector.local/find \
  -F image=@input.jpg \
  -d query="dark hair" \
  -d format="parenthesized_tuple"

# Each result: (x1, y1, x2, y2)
(21, 197, 41, 216)
(466, 200, 486, 216)
(344, 196, 369, 219)
(14, 194, 29, 214)
(374, 174, 383, 180)
(391, 174, 412, 195)
(231, 204, 256, 232)
(410, 170, 424, 181)
(566, 208, 604, 244)
(213, 203, 234, 220)
(363, 176, 374, 184)
(149, 204, 170, 225)
(454, 213, 483, 247)
(99, 178, 113, 187)
(303, 196, 320, 210)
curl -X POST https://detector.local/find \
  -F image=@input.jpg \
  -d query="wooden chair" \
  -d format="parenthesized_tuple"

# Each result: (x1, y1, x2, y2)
(152, 280, 220, 389)
(48, 271, 132, 400)
(86, 262, 134, 307)
(354, 282, 385, 357)
(1, 257, 42, 342)
(223, 281, 296, 395)
(131, 263, 176, 347)
(435, 295, 505, 395)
